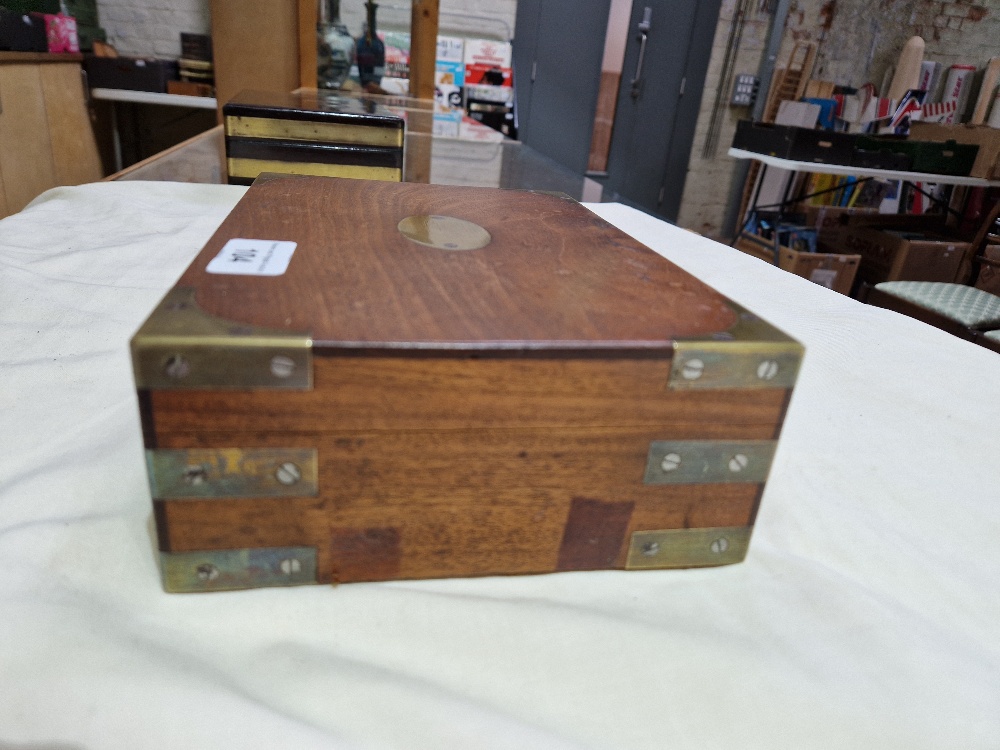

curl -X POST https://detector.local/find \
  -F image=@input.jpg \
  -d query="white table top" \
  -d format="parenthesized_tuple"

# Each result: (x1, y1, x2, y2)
(1, 182, 999, 749)
(729, 147, 1000, 186)
(91, 87, 218, 110)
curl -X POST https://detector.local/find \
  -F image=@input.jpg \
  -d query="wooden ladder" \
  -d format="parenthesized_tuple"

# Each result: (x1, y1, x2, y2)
(733, 42, 818, 239)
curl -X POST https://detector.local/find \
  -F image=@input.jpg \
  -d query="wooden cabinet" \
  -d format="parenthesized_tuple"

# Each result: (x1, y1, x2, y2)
(0, 53, 103, 219)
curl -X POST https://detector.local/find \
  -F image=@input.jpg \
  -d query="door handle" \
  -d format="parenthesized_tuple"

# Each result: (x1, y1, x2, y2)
(630, 6, 652, 100)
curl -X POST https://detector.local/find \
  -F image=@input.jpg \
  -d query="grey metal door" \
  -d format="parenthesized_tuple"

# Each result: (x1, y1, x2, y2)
(513, 0, 611, 175)
(602, 0, 721, 221)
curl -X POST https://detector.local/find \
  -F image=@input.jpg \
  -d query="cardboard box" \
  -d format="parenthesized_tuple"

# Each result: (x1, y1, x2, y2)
(734, 232, 860, 295)
(832, 225, 969, 287)
(909, 122, 1000, 180)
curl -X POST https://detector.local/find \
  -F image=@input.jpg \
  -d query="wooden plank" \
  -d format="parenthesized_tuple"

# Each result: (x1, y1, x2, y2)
(38, 63, 103, 186)
(408, 0, 439, 100)
(971, 57, 1000, 126)
(0, 64, 57, 214)
(210, 0, 300, 115)
(0, 52, 84, 64)
(297, 0, 317, 91)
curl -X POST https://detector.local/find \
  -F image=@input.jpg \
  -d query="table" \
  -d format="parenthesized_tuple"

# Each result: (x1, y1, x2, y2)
(1, 181, 998, 748)
(90, 87, 218, 173)
(729, 147, 1000, 231)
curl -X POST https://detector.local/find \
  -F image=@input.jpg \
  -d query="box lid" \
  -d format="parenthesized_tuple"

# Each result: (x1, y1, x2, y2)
(176, 174, 749, 348)
(133, 175, 803, 391)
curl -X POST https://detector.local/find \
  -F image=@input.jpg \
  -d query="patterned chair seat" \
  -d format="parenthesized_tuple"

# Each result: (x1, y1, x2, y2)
(873, 281, 1000, 330)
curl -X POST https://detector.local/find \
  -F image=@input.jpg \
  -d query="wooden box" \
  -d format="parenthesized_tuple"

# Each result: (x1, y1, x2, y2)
(223, 89, 405, 185)
(132, 175, 804, 592)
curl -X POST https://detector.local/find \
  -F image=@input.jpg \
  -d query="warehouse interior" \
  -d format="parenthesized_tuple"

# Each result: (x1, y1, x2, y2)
(1, 1, 999, 746)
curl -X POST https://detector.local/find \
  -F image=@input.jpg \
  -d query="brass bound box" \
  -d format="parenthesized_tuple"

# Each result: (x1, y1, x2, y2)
(132, 175, 803, 592)
(223, 90, 406, 185)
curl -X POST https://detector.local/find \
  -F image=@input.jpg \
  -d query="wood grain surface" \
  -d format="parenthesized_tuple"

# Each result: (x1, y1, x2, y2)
(39, 64, 103, 187)
(209, 0, 300, 119)
(147, 356, 790, 435)
(152, 421, 765, 582)
(175, 175, 740, 348)
(147, 175, 799, 583)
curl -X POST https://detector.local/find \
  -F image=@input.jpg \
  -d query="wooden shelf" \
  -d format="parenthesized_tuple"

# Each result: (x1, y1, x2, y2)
(0, 52, 84, 64)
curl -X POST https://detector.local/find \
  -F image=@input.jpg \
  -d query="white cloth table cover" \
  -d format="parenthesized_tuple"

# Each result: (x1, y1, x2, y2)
(1, 182, 998, 749)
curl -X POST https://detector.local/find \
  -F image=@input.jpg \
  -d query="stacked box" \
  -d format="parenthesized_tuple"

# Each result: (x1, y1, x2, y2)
(222, 90, 405, 186)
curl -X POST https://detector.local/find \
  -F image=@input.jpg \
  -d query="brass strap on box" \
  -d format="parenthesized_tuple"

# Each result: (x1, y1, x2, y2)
(132, 287, 312, 390)
(669, 303, 803, 390)
(147, 447, 318, 499)
(626, 526, 752, 569)
(161, 547, 318, 592)
(644, 440, 777, 485)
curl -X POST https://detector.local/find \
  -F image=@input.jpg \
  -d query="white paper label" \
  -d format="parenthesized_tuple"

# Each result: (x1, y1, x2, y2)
(809, 268, 838, 289)
(206, 239, 297, 276)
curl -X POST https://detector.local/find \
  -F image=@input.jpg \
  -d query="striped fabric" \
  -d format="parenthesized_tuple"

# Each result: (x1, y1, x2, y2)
(875, 281, 1000, 328)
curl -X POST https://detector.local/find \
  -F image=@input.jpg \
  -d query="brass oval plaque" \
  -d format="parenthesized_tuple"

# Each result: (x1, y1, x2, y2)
(397, 215, 491, 251)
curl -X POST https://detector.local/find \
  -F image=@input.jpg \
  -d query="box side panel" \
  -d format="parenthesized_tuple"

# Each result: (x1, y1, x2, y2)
(153, 427, 765, 583)
(146, 355, 794, 587)
(147, 356, 791, 435)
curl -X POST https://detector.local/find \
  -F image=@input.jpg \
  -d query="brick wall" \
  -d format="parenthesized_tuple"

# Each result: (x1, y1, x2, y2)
(94, 0, 516, 59)
(96, 0, 210, 58)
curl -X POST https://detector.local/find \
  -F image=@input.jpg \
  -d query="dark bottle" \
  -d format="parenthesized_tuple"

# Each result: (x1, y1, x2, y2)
(355, 1, 386, 91)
